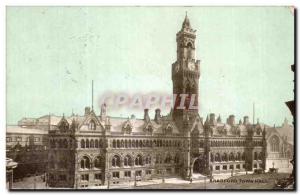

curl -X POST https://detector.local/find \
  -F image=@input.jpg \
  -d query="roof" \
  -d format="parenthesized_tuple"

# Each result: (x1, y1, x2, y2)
(6, 126, 47, 135)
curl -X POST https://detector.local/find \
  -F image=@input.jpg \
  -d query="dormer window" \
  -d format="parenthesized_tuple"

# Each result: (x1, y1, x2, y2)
(123, 124, 132, 134)
(89, 120, 96, 130)
(144, 124, 153, 134)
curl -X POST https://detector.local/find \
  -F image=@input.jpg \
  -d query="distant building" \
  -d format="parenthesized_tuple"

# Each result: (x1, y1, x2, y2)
(265, 119, 294, 171)
(6, 126, 48, 179)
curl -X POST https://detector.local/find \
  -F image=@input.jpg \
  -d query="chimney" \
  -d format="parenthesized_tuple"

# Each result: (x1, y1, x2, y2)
(154, 108, 161, 124)
(85, 107, 91, 116)
(228, 115, 235, 125)
(209, 113, 216, 125)
(243, 116, 249, 125)
(144, 109, 150, 122)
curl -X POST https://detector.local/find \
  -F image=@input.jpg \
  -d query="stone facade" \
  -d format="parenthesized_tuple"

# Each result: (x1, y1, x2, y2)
(45, 16, 267, 188)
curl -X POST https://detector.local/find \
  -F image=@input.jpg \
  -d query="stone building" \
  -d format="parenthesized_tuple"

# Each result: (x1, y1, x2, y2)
(6, 126, 48, 179)
(45, 15, 267, 188)
(265, 119, 294, 171)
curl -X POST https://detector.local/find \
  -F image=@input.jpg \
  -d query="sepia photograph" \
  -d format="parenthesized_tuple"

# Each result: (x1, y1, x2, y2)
(5, 6, 295, 190)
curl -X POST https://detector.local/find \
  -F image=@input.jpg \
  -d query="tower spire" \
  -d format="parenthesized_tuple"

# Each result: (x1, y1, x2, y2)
(92, 80, 94, 110)
(253, 102, 255, 124)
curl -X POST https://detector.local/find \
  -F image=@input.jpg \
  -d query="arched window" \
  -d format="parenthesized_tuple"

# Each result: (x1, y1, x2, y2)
(89, 120, 96, 130)
(80, 156, 90, 169)
(242, 152, 245, 160)
(236, 152, 241, 161)
(112, 140, 116, 148)
(156, 154, 162, 164)
(271, 135, 280, 152)
(139, 140, 143, 148)
(254, 152, 258, 160)
(145, 155, 151, 165)
(222, 153, 228, 162)
(90, 139, 94, 148)
(81, 139, 85, 148)
(86, 139, 89, 148)
(229, 153, 235, 161)
(165, 153, 172, 164)
(94, 156, 102, 169)
(174, 153, 180, 164)
(112, 155, 121, 167)
(135, 155, 143, 166)
(258, 152, 263, 160)
(95, 139, 99, 148)
(124, 155, 132, 166)
(215, 153, 221, 162)
(210, 153, 214, 162)
(117, 140, 120, 148)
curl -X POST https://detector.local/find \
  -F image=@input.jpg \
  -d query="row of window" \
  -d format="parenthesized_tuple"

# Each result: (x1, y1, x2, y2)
(210, 151, 263, 162)
(80, 139, 105, 149)
(213, 163, 263, 171)
(111, 139, 181, 149)
(6, 136, 41, 142)
(79, 153, 181, 170)
(209, 140, 262, 147)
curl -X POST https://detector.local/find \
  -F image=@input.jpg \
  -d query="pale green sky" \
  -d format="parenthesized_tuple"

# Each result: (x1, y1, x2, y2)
(7, 6, 294, 125)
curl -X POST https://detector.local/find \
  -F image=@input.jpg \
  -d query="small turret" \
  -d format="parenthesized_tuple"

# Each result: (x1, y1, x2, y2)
(144, 109, 150, 123)
(154, 108, 161, 124)
(217, 114, 222, 123)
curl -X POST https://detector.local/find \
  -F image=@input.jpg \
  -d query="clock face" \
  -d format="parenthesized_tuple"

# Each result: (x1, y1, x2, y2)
(188, 62, 195, 71)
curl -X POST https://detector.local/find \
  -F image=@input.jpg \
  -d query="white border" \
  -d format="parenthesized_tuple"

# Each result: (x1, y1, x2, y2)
(1, 1, 299, 195)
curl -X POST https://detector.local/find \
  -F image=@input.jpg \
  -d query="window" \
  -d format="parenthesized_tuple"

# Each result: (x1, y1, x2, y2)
(81, 140, 85, 148)
(81, 174, 89, 181)
(90, 139, 94, 148)
(145, 156, 151, 165)
(135, 170, 142, 177)
(222, 165, 227, 170)
(254, 152, 258, 160)
(80, 156, 90, 169)
(89, 120, 96, 130)
(6, 137, 12, 142)
(216, 166, 220, 170)
(95, 173, 102, 180)
(112, 155, 121, 167)
(146, 170, 152, 175)
(112, 172, 119, 178)
(259, 163, 263, 168)
(124, 155, 132, 166)
(135, 155, 143, 166)
(124, 171, 131, 178)
(229, 165, 234, 170)
(271, 135, 280, 152)
(16, 136, 22, 142)
(236, 164, 240, 169)
(254, 164, 257, 168)
(242, 164, 246, 169)
(164, 154, 172, 164)
(34, 137, 40, 142)
(94, 156, 102, 169)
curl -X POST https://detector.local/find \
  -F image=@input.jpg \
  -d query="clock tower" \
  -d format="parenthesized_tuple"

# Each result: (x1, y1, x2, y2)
(172, 14, 201, 130)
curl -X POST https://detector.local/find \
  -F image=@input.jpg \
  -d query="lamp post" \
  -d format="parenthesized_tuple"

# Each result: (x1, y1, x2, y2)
(134, 172, 137, 187)
(107, 173, 111, 189)
(162, 169, 165, 184)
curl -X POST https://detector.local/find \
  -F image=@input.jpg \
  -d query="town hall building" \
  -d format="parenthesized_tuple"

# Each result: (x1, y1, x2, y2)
(44, 15, 267, 188)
